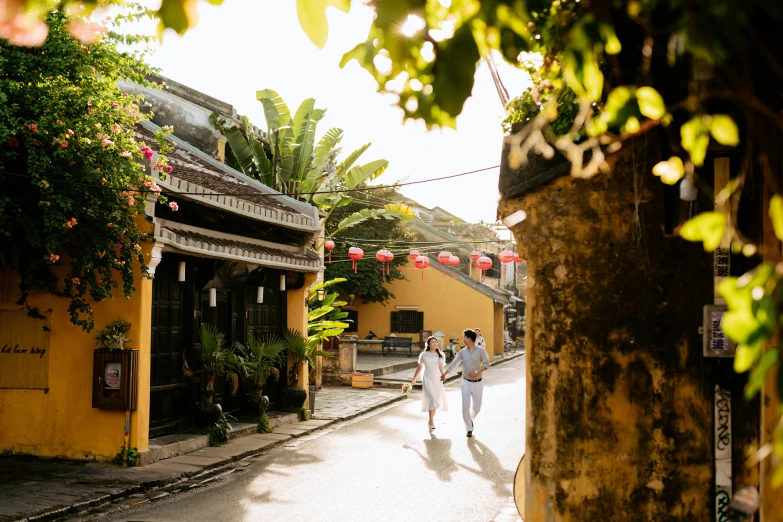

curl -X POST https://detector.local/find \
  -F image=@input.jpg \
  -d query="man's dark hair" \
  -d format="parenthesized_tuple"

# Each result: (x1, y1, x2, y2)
(463, 329, 477, 342)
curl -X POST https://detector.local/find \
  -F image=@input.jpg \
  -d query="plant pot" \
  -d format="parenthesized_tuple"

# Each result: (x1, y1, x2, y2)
(282, 386, 307, 408)
(247, 393, 270, 413)
(308, 385, 316, 415)
(201, 402, 222, 425)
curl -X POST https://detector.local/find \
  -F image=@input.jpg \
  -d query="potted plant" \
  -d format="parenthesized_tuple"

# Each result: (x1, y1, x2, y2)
(95, 318, 132, 350)
(234, 333, 286, 413)
(185, 324, 249, 424)
(284, 328, 333, 414)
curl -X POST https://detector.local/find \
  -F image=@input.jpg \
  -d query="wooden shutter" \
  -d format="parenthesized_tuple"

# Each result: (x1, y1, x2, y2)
(416, 312, 424, 332)
(391, 311, 400, 332)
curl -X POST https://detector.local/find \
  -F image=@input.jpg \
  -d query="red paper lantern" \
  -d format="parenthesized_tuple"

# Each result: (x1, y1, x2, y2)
(348, 247, 364, 273)
(409, 249, 420, 259)
(470, 250, 481, 261)
(499, 250, 515, 264)
(414, 255, 430, 281)
(513, 254, 524, 264)
(324, 240, 335, 263)
(375, 249, 394, 276)
(448, 255, 460, 278)
(476, 255, 492, 282)
(437, 251, 452, 277)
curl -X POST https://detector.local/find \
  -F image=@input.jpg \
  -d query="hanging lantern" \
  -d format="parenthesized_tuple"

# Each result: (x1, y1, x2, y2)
(409, 249, 420, 271)
(437, 251, 452, 277)
(514, 254, 524, 277)
(448, 255, 460, 278)
(178, 261, 186, 282)
(414, 255, 430, 281)
(324, 240, 335, 263)
(469, 250, 481, 278)
(476, 256, 492, 283)
(348, 247, 364, 273)
(499, 250, 515, 283)
(375, 249, 394, 278)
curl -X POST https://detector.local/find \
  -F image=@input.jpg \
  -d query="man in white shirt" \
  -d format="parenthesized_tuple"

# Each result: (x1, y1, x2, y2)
(441, 328, 490, 437)
(475, 327, 486, 350)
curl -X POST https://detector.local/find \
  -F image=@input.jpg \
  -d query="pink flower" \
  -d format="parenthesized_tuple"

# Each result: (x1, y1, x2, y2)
(6, 137, 19, 147)
(168, 202, 179, 211)
(67, 129, 74, 136)
(67, 20, 106, 45)
(95, 123, 102, 128)
(60, 141, 68, 149)
(143, 180, 161, 194)
(64, 218, 77, 229)
(87, 101, 92, 107)
(119, 151, 132, 158)
(163, 125, 174, 134)
(101, 177, 107, 185)
(133, 244, 142, 252)
(27, 123, 38, 133)
(71, 277, 81, 285)
(111, 102, 118, 108)
(140, 146, 154, 160)
(166, 165, 173, 173)
(155, 162, 165, 171)
(33, 140, 41, 147)
(111, 123, 121, 134)
(122, 191, 135, 205)
(101, 138, 113, 147)
(49, 254, 59, 263)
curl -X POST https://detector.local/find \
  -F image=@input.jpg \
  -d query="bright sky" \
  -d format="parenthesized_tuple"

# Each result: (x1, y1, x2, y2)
(128, 0, 531, 227)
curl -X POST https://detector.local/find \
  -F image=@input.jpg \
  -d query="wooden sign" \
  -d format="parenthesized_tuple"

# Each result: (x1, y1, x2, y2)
(0, 310, 51, 389)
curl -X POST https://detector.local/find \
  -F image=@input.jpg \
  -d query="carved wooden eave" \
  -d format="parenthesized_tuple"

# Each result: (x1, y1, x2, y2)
(150, 220, 323, 274)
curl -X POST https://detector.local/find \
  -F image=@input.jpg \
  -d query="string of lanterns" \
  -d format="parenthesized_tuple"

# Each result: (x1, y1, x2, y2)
(322, 243, 525, 283)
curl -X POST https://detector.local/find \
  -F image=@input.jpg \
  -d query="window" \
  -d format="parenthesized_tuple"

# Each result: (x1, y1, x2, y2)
(391, 311, 423, 334)
(345, 310, 358, 333)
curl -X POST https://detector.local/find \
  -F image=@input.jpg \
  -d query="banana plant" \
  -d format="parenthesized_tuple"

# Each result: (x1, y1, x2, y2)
(307, 278, 350, 343)
(210, 90, 414, 237)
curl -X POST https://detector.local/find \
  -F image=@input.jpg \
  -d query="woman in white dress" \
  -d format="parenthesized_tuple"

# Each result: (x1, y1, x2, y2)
(409, 336, 448, 430)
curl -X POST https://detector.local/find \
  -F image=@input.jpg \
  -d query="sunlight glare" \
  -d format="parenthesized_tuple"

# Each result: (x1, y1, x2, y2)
(401, 14, 426, 37)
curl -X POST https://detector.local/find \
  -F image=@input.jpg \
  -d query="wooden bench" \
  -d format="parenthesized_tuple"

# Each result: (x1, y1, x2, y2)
(382, 336, 413, 356)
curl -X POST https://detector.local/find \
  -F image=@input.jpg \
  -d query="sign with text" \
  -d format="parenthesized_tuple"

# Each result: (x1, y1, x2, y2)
(0, 310, 51, 389)
(703, 305, 735, 357)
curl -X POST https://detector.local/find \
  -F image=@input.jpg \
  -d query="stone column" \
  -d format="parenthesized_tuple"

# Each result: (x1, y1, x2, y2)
(498, 137, 714, 521)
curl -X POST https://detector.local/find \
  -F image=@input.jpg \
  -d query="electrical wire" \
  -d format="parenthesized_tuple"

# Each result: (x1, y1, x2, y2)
(0, 164, 500, 198)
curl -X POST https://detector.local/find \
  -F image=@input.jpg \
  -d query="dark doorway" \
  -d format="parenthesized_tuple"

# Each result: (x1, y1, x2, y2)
(149, 257, 191, 437)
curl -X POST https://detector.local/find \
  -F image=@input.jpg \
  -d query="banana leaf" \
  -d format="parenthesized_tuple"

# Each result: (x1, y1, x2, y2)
(343, 159, 388, 189)
(256, 89, 291, 130)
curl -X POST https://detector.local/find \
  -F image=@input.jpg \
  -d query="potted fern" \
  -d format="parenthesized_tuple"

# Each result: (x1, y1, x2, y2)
(234, 333, 286, 413)
(283, 328, 332, 414)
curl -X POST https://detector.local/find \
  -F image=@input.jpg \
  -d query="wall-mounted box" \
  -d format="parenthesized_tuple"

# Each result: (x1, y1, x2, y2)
(92, 349, 138, 410)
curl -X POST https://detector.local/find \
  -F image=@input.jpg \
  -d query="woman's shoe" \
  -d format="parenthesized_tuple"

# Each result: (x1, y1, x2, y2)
(428, 423, 435, 430)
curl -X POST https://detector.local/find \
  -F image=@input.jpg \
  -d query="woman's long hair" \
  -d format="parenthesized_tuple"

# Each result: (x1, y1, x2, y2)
(425, 336, 443, 358)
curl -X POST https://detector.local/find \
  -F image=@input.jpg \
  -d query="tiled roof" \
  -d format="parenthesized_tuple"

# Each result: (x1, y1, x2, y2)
(157, 223, 322, 272)
(135, 124, 320, 232)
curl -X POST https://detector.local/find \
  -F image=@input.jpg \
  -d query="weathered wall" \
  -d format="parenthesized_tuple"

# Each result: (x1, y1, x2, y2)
(0, 246, 153, 461)
(287, 272, 319, 396)
(498, 138, 714, 521)
(348, 264, 501, 360)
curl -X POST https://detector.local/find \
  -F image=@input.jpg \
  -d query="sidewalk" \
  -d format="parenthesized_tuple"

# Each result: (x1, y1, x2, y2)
(0, 387, 407, 522)
(375, 350, 526, 387)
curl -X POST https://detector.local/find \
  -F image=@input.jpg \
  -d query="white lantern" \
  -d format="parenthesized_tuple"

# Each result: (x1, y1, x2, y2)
(178, 261, 186, 282)
(256, 286, 264, 304)
(209, 287, 217, 308)
(280, 274, 286, 291)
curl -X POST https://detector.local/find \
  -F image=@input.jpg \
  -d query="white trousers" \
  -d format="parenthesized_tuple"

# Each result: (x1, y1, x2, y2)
(460, 378, 483, 431)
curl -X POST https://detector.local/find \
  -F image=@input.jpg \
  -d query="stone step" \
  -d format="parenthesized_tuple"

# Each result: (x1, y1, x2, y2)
(138, 411, 299, 466)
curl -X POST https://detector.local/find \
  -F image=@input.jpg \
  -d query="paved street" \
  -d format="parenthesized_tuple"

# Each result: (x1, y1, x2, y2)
(96, 356, 526, 522)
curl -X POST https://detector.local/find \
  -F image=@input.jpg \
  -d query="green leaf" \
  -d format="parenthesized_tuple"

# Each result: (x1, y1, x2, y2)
(157, 0, 198, 35)
(770, 195, 783, 242)
(343, 159, 389, 189)
(745, 348, 779, 400)
(680, 212, 727, 252)
(222, 126, 255, 176)
(709, 115, 739, 146)
(328, 0, 350, 13)
(680, 117, 710, 167)
(635, 87, 665, 120)
(431, 24, 480, 125)
(381, 203, 415, 222)
(297, 0, 329, 49)
(652, 156, 685, 185)
(302, 127, 343, 192)
(734, 342, 763, 373)
(256, 89, 291, 131)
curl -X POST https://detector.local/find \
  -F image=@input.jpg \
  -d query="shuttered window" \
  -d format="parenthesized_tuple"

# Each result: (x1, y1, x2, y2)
(391, 311, 423, 334)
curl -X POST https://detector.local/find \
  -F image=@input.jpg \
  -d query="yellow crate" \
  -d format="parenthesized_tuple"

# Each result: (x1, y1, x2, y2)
(352, 373, 373, 388)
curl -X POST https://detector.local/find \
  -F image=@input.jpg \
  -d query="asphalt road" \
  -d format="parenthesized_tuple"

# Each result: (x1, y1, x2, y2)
(100, 356, 526, 522)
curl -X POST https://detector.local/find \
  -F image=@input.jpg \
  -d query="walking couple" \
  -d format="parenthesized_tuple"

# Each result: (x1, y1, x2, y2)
(409, 328, 490, 437)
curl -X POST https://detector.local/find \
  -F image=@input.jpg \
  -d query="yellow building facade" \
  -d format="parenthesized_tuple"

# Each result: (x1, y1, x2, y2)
(348, 261, 510, 359)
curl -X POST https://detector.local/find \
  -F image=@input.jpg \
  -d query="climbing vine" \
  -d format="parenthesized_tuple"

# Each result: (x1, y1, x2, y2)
(0, 8, 175, 331)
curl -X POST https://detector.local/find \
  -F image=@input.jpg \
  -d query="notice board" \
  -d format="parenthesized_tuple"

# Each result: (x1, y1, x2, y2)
(0, 309, 51, 389)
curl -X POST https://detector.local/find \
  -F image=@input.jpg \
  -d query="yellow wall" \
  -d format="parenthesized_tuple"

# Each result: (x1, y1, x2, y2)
(350, 265, 501, 360)
(0, 246, 153, 461)
(287, 272, 319, 394)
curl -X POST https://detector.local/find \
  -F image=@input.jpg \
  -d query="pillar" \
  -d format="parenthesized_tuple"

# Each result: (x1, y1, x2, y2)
(498, 136, 714, 520)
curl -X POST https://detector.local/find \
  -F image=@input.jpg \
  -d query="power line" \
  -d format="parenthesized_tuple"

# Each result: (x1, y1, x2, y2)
(0, 165, 500, 198)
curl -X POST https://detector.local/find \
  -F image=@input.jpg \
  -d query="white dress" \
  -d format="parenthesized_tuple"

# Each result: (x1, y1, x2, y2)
(419, 351, 448, 412)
